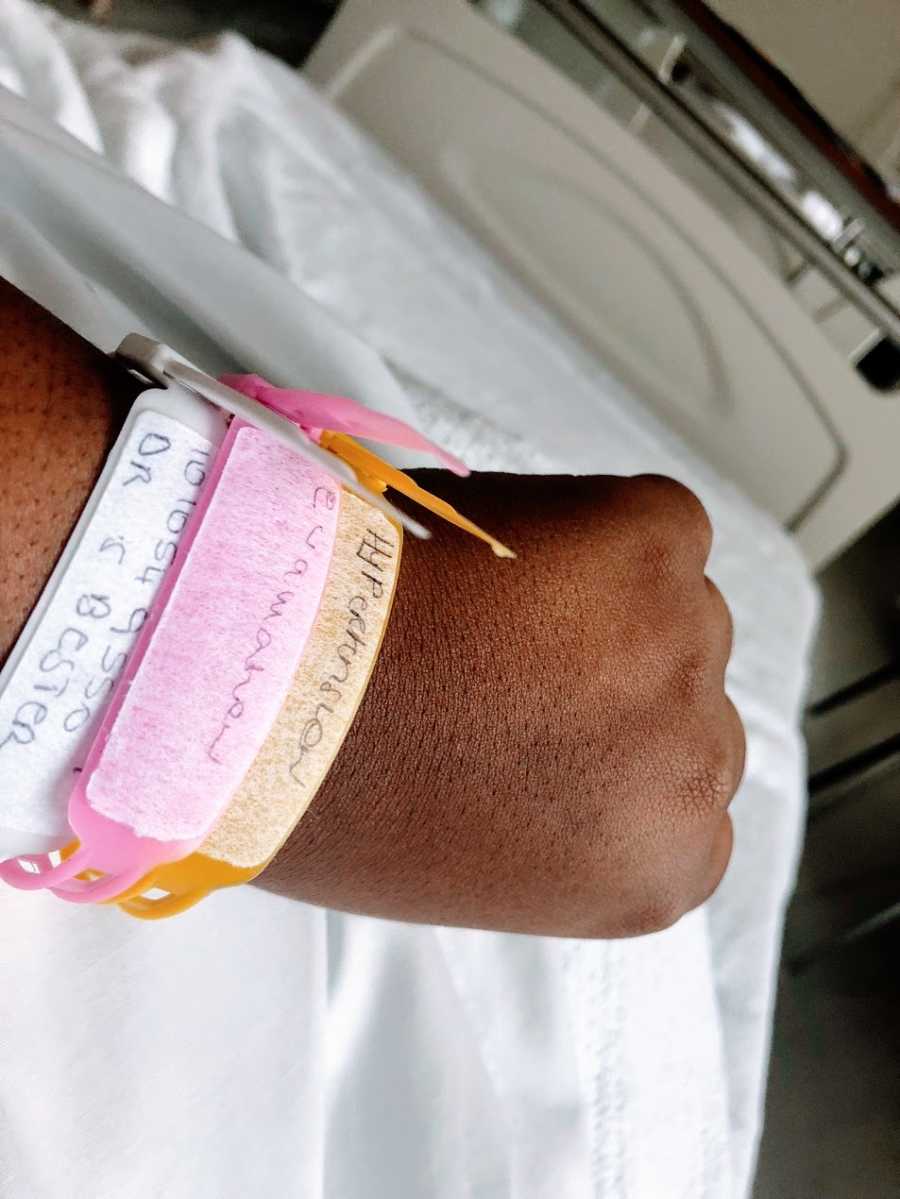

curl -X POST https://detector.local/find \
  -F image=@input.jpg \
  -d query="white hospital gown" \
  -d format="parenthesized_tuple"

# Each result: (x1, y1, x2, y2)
(0, 3, 817, 1196)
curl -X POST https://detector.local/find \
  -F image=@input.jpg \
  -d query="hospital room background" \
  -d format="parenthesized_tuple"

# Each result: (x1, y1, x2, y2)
(8, 1, 900, 1196)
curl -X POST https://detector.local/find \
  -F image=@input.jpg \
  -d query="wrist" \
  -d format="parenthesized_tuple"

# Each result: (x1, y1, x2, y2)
(0, 279, 139, 662)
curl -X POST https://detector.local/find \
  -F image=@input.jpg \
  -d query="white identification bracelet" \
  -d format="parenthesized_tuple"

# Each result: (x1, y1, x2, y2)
(0, 385, 225, 856)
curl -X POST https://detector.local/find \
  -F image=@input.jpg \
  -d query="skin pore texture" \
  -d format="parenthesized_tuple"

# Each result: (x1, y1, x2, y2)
(0, 279, 743, 938)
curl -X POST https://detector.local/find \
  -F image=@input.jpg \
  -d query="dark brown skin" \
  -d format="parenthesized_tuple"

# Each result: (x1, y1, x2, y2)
(0, 279, 743, 938)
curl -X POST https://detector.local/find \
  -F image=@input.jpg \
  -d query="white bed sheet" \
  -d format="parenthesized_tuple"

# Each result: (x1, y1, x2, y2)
(0, 3, 818, 1197)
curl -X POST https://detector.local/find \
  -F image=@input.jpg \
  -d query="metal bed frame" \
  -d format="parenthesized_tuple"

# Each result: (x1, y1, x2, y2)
(536, 0, 900, 345)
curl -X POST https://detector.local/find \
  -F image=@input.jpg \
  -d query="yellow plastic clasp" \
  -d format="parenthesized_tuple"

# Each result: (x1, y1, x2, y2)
(320, 432, 515, 559)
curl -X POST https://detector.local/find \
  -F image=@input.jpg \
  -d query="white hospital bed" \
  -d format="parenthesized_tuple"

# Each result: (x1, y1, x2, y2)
(306, 0, 900, 568)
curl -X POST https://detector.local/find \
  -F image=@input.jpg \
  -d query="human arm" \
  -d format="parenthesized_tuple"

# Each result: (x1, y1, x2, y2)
(0, 278, 742, 937)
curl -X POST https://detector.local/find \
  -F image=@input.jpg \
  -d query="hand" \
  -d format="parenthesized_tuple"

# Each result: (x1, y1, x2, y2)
(262, 471, 744, 938)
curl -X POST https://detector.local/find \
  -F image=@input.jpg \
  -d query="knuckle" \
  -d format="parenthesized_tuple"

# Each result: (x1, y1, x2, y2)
(627, 476, 713, 576)
(677, 749, 738, 819)
(726, 698, 747, 786)
(637, 470, 714, 549)
(696, 824, 734, 908)
(633, 474, 711, 534)
(671, 645, 716, 705)
(640, 526, 683, 581)
(622, 890, 686, 937)
(706, 578, 734, 650)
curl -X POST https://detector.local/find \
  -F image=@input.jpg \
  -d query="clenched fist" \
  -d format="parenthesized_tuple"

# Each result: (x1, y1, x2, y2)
(263, 471, 744, 938)
(0, 280, 742, 939)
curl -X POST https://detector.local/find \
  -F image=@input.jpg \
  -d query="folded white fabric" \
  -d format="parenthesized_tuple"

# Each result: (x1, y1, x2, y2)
(0, 3, 817, 1197)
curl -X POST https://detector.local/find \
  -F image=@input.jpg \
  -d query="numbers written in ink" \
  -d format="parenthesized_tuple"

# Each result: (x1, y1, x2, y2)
(0, 425, 212, 757)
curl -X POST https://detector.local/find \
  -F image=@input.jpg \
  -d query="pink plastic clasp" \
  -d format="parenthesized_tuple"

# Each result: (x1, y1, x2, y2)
(0, 789, 199, 903)
(220, 374, 469, 476)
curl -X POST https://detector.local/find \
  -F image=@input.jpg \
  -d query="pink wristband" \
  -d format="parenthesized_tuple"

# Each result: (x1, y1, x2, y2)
(1, 420, 339, 900)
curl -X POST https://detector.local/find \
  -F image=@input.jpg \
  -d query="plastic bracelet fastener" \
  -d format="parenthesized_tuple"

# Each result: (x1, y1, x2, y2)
(117, 336, 433, 540)
(228, 374, 514, 560)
